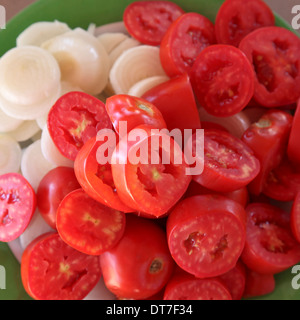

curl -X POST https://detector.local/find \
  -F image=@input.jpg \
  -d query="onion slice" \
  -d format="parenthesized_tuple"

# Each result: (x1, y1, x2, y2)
(95, 21, 129, 36)
(128, 75, 169, 97)
(0, 134, 22, 174)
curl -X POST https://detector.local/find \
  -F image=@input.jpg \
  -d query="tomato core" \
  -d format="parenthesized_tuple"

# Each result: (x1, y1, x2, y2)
(149, 258, 163, 274)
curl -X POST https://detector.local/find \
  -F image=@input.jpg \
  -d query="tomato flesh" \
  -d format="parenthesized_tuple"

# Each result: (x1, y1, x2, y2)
(291, 192, 300, 243)
(47, 91, 112, 161)
(123, 0, 184, 46)
(167, 195, 247, 278)
(56, 189, 126, 256)
(0, 173, 36, 242)
(288, 99, 300, 165)
(241, 203, 300, 274)
(21, 232, 101, 300)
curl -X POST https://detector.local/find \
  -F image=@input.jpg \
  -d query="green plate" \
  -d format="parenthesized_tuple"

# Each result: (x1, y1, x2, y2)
(0, 0, 299, 300)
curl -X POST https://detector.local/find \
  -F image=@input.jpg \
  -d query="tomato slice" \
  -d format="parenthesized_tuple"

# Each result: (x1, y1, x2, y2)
(111, 125, 191, 218)
(37, 166, 81, 229)
(241, 110, 293, 195)
(163, 269, 232, 300)
(218, 260, 246, 300)
(141, 73, 201, 134)
(167, 195, 247, 278)
(100, 215, 174, 300)
(190, 129, 260, 193)
(105, 94, 167, 136)
(291, 191, 300, 243)
(123, 1, 184, 46)
(243, 269, 275, 299)
(47, 91, 112, 161)
(241, 202, 300, 274)
(21, 232, 101, 300)
(56, 189, 126, 255)
(239, 26, 300, 107)
(0, 173, 36, 242)
(191, 44, 254, 117)
(263, 157, 300, 202)
(160, 12, 216, 77)
(288, 100, 300, 165)
(215, 0, 274, 47)
(74, 136, 134, 212)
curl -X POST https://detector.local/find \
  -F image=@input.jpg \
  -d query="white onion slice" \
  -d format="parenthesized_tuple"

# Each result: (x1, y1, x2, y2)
(109, 37, 140, 67)
(41, 28, 109, 95)
(98, 32, 129, 54)
(0, 46, 61, 120)
(21, 139, 55, 191)
(16, 20, 71, 47)
(0, 108, 23, 133)
(110, 45, 167, 94)
(41, 125, 74, 167)
(87, 23, 97, 35)
(0, 134, 22, 174)
(84, 278, 116, 300)
(8, 120, 41, 142)
(19, 209, 54, 250)
(7, 238, 23, 263)
(198, 107, 251, 138)
(95, 21, 129, 36)
(128, 75, 169, 97)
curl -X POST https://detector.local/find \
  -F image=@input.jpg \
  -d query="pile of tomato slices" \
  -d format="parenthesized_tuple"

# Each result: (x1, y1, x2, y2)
(2, 0, 300, 301)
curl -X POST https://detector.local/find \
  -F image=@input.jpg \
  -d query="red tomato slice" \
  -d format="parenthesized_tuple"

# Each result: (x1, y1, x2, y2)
(0, 173, 36, 242)
(37, 166, 81, 229)
(263, 157, 300, 202)
(218, 260, 246, 300)
(215, 0, 274, 47)
(111, 125, 191, 218)
(56, 189, 126, 255)
(241, 110, 293, 195)
(105, 94, 167, 136)
(288, 100, 300, 165)
(243, 269, 275, 299)
(191, 44, 254, 117)
(291, 191, 300, 243)
(74, 136, 134, 213)
(160, 12, 216, 77)
(239, 26, 300, 107)
(163, 269, 232, 300)
(141, 73, 201, 134)
(21, 232, 101, 300)
(100, 215, 174, 300)
(47, 91, 112, 161)
(167, 195, 247, 278)
(123, 1, 184, 46)
(190, 129, 260, 193)
(241, 202, 300, 274)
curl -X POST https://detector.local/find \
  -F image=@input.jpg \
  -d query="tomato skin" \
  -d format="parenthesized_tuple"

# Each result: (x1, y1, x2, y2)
(47, 91, 112, 161)
(191, 44, 254, 117)
(100, 215, 174, 300)
(215, 0, 274, 47)
(288, 100, 300, 165)
(243, 269, 275, 299)
(142, 73, 201, 133)
(111, 124, 191, 218)
(105, 94, 167, 136)
(74, 136, 134, 213)
(241, 110, 293, 196)
(160, 12, 216, 77)
(241, 203, 300, 274)
(167, 195, 246, 278)
(123, 1, 184, 46)
(190, 129, 260, 193)
(239, 26, 300, 107)
(291, 191, 300, 243)
(37, 166, 81, 229)
(21, 232, 101, 300)
(163, 268, 232, 300)
(0, 173, 36, 242)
